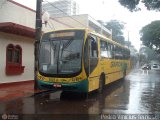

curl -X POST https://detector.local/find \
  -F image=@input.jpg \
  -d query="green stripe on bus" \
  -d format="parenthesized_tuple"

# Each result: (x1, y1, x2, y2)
(37, 79, 88, 93)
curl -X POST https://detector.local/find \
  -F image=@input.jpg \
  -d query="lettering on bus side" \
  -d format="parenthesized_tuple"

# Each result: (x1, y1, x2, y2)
(48, 77, 82, 83)
(49, 78, 58, 82)
(110, 62, 127, 68)
(72, 77, 82, 82)
(37, 75, 45, 81)
(49, 78, 69, 82)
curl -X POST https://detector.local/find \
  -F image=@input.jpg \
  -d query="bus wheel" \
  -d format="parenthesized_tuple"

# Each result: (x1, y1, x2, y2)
(98, 74, 105, 93)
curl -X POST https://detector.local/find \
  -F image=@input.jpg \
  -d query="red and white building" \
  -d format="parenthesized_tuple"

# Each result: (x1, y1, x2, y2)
(0, 0, 35, 84)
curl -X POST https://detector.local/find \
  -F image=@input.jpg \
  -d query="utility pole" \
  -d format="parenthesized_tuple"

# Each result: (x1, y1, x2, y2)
(34, 0, 42, 90)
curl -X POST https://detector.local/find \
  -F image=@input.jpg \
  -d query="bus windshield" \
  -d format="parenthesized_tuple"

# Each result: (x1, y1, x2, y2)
(39, 30, 84, 76)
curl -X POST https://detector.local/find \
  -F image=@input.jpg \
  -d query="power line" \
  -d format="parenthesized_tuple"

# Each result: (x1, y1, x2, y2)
(43, 0, 87, 28)
(43, 7, 74, 28)
(48, 21, 55, 30)
(47, 22, 55, 30)
(43, 0, 69, 9)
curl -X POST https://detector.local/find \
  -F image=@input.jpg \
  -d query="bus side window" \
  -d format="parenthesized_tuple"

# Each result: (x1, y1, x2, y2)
(122, 48, 125, 59)
(121, 48, 124, 59)
(115, 46, 123, 59)
(107, 42, 111, 59)
(119, 47, 122, 59)
(90, 36, 98, 58)
(84, 37, 89, 76)
(127, 50, 130, 59)
(125, 50, 128, 60)
(100, 40, 108, 58)
(114, 45, 118, 59)
(88, 35, 98, 74)
(108, 43, 114, 59)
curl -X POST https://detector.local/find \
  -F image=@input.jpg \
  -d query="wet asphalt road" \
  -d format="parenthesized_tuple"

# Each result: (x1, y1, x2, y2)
(0, 69, 160, 120)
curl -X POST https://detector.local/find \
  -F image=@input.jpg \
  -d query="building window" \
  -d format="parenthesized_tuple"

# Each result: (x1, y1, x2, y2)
(14, 45, 21, 64)
(6, 44, 25, 75)
(7, 44, 14, 63)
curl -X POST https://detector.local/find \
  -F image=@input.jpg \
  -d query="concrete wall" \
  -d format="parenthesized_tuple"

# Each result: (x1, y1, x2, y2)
(42, 14, 89, 32)
(0, 32, 34, 83)
(0, 0, 35, 29)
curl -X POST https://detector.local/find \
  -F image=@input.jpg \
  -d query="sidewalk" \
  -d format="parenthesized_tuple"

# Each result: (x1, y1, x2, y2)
(0, 81, 43, 103)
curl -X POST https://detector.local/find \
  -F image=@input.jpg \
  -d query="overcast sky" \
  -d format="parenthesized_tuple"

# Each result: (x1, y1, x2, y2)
(14, 0, 160, 50)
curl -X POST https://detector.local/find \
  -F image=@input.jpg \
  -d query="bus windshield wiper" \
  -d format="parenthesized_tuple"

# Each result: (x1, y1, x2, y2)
(62, 39, 73, 50)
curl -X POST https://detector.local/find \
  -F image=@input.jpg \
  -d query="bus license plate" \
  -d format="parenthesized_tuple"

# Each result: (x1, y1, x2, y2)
(53, 84, 62, 88)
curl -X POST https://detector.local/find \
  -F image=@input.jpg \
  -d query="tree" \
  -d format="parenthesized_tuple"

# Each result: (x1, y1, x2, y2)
(119, 0, 160, 12)
(119, 0, 140, 12)
(140, 20, 160, 53)
(139, 53, 148, 66)
(139, 46, 157, 61)
(105, 20, 125, 45)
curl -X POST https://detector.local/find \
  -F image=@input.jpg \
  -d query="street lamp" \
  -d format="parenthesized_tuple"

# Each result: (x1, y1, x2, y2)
(42, 11, 50, 27)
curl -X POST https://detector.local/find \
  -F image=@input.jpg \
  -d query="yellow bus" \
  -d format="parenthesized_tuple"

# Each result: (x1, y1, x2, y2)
(36, 28, 130, 93)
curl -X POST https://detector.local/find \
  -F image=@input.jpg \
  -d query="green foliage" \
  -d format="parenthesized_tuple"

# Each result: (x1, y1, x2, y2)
(105, 20, 125, 45)
(119, 0, 140, 12)
(142, 0, 160, 11)
(139, 53, 148, 65)
(140, 20, 160, 53)
(139, 46, 157, 61)
(119, 0, 160, 11)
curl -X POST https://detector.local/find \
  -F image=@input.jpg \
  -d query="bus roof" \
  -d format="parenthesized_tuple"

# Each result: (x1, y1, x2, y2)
(44, 28, 129, 50)
(44, 28, 88, 33)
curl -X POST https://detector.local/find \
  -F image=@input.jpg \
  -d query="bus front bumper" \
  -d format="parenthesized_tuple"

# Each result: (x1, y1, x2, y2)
(36, 79, 88, 93)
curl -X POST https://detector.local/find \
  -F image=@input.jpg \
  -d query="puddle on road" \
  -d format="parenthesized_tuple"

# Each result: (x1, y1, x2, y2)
(1, 70, 160, 116)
